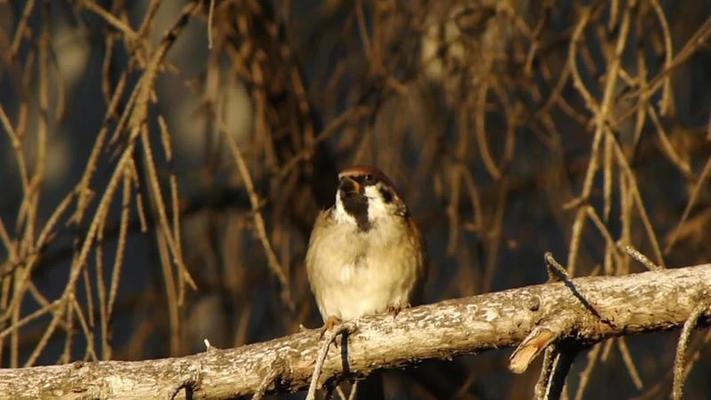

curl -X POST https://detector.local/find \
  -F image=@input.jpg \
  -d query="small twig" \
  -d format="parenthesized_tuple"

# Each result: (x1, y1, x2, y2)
(672, 303, 709, 400)
(545, 252, 571, 282)
(9, 0, 36, 59)
(0, 300, 61, 340)
(565, 207, 587, 277)
(207, 0, 216, 49)
(534, 347, 556, 399)
(223, 128, 293, 311)
(545, 253, 614, 327)
(275, 105, 372, 181)
(305, 322, 357, 400)
(541, 346, 578, 400)
(574, 342, 602, 400)
(665, 157, 711, 254)
(616, 17, 711, 123)
(79, 0, 139, 43)
(348, 382, 359, 400)
(620, 244, 661, 271)
(617, 337, 642, 390)
(612, 144, 666, 268)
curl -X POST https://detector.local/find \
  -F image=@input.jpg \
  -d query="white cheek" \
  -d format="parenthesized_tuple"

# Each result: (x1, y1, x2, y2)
(364, 186, 389, 220)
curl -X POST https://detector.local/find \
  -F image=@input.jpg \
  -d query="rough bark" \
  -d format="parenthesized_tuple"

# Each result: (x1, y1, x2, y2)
(1, 264, 709, 399)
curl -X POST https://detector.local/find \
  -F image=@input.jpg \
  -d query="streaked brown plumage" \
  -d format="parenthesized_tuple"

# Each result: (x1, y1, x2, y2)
(305, 166, 426, 323)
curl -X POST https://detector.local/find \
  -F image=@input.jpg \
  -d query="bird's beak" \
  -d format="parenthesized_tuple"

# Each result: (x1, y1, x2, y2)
(338, 176, 361, 196)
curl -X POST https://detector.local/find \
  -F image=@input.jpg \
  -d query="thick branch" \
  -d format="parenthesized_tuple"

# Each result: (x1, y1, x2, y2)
(1, 264, 709, 399)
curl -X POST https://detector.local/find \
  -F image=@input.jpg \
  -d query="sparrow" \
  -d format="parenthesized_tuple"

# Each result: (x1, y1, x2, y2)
(305, 166, 427, 328)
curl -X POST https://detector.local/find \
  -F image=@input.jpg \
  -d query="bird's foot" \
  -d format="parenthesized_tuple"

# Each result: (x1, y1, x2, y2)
(319, 315, 343, 339)
(387, 303, 410, 318)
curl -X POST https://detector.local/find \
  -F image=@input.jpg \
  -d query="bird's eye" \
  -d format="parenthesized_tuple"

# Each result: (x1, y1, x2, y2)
(363, 174, 375, 184)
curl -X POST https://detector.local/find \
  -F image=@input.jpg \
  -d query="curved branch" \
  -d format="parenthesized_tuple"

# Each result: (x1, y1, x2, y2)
(0, 264, 709, 399)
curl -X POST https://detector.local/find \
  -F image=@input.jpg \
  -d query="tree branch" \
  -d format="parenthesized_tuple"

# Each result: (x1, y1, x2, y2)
(1, 264, 709, 399)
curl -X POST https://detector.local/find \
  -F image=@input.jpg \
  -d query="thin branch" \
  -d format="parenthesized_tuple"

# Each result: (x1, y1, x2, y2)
(223, 126, 293, 310)
(306, 322, 357, 400)
(672, 303, 709, 400)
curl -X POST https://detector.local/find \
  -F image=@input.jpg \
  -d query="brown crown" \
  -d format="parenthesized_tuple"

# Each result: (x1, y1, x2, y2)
(338, 165, 397, 191)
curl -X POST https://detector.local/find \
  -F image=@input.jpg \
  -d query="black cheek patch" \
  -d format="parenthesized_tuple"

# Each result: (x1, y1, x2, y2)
(379, 187, 394, 204)
(341, 193, 371, 231)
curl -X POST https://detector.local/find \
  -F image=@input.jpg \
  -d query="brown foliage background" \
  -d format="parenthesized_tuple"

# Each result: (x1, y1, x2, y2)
(0, 0, 710, 398)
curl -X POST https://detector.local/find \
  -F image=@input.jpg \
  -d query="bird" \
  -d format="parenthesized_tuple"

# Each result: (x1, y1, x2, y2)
(305, 165, 427, 330)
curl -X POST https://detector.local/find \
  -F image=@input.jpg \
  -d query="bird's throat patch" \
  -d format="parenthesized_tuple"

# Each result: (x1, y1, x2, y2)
(341, 193, 371, 231)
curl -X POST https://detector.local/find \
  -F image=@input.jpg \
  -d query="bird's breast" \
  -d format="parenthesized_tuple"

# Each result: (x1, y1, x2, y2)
(306, 213, 423, 320)
(335, 255, 366, 284)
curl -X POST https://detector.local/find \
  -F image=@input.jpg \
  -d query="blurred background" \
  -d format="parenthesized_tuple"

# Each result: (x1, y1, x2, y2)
(0, 0, 710, 398)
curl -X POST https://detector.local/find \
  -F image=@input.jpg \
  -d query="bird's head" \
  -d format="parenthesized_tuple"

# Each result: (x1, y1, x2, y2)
(333, 166, 407, 231)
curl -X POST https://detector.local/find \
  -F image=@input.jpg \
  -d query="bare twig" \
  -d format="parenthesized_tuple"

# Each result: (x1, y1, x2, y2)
(223, 127, 294, 311)
(621, 244, 661, 271)
(305, 322, 357, 400)
(672, 303, 709, 400)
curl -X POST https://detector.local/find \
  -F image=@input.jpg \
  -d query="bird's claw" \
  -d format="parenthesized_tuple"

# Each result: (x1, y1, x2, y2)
(319, 315, 343, 339)
(386, 303, 410, 318)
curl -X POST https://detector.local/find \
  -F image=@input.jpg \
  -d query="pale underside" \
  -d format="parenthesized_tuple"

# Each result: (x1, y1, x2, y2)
(306, 199, 424, 321)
